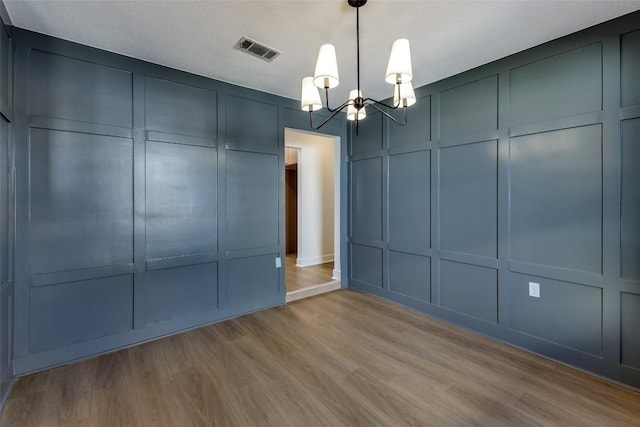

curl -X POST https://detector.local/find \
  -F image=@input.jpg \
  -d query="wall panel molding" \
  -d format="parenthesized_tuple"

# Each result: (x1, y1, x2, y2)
(509, 124, 603, 275)
(28, 128, 134, 275)
(144, 76, 218, 140)
(620, 118, 640, 282)
(621, 29, 640, 107)
(28, 48, 133, 128)
(439, 74, 498, 140)
(0, 13, 12, 406)
(9, 26, 316, 378)
(508, 111, 603, 138)
(29, 264, 134, 287)
(509, 42, 602, 125)
(28, 116, 133, 138)
(145, 131, 216, 148)
(348, 10, 640, 388)
(439, 139, 498, 259)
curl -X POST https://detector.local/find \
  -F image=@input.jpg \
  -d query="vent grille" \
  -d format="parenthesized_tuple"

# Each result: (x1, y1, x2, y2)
(234, 37, 281, 62)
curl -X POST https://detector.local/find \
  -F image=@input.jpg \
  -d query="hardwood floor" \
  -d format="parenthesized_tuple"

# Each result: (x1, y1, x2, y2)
(285, 254, 335, 292)
(2, 290, 640, 426)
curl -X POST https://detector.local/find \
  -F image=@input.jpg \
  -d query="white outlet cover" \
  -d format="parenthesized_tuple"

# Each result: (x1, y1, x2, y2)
(275, 257, 282, 268)
(529, 282, 540, 298)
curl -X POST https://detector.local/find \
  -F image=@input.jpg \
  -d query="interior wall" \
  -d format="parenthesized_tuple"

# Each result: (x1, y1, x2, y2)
(8, 27, 347, 377)
(285, 129, 336, 268)
(348, 11, 640, 388)
(0, 12, 12, 407)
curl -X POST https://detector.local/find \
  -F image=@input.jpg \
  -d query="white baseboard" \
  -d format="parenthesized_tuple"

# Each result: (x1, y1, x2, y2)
(296, 254, 334, 267)
(332, 269, 341, 280)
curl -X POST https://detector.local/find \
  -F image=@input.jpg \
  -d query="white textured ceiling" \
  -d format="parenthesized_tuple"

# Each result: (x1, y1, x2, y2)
(5, 0, 640, 103)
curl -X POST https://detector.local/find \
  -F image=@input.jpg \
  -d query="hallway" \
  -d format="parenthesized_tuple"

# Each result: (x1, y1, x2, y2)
(285, 254, 334, 292)
(285, 254, 339, 303)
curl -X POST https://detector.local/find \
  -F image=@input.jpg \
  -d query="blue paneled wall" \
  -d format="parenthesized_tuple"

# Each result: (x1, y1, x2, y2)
(0, 6, 638, 405)
(8, 28, 347, 378)
(348, 11, 640, 388)
(0, 12, 12, 407)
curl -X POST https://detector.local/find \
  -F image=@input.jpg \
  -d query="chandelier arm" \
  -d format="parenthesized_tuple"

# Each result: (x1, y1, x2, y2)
(363, 95, 402, 110)
(323, 87, 350, 113)
(366, 102, 408, 126)
(308, 101, 352, 130)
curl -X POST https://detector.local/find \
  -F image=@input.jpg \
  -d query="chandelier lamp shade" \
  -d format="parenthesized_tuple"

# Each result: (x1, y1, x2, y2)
(300, 0, 416, 132)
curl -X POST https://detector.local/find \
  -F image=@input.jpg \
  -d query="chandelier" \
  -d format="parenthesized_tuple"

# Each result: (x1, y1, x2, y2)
(300, 0, 416, 132)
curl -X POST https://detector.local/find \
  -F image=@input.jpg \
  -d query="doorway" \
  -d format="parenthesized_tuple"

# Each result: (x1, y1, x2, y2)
(285, 147, 299, 256)
(284, 128, 341, 302)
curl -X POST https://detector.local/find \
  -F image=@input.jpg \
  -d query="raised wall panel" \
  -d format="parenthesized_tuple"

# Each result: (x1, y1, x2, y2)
(621, 292, 640, 370)
(225, 96, 277, 152)
(510, 43, 602, 124)
(621, 119, 640, 281)
(28, 50, 132, 127)
(509, 273, 602, 357)
(0, 24, 9, 110)
(145, 77, 217, 139)
(389, 151, 430, 251)
(440, 140, 497, 258)
(621, 30, 640, 107)
(389, 96, 431, 147)
(0, 287, 10, 406)
(0, 120, 7, 286)
(0, 19, 11, 404)
(351, 112, 382, 154)
(0, 287, 10, 380)
(226, 150, 278, 251)
(29, 129, 133, 274)
(146, 142, 217, 260)
(145, 263, 217, 324)
(439, 260, 497, 324)
(439, 76, 497, 139)
(389, 251, 430, 302)
(510, 125, 602, 273)
(224, 254, 278, 307)
(29, 275, 133, 353)
(351, 157, 382, 242)
(351, 244, 382, 288)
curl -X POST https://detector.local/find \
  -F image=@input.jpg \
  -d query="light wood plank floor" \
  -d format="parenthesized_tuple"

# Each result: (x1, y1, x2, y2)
(2, 290, 640, 426)
(285, 254, 335, 292)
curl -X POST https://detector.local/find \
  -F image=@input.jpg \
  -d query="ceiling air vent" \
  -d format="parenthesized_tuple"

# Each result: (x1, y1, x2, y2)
(234, 36, 281, 62)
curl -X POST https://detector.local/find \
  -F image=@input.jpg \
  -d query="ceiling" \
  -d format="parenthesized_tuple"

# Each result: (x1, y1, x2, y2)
(5, 0, 640, 103)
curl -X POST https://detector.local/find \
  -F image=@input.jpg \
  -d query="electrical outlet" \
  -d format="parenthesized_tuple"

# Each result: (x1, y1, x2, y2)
(275, 257, 282, 268)
(528, 282, 540, 298)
